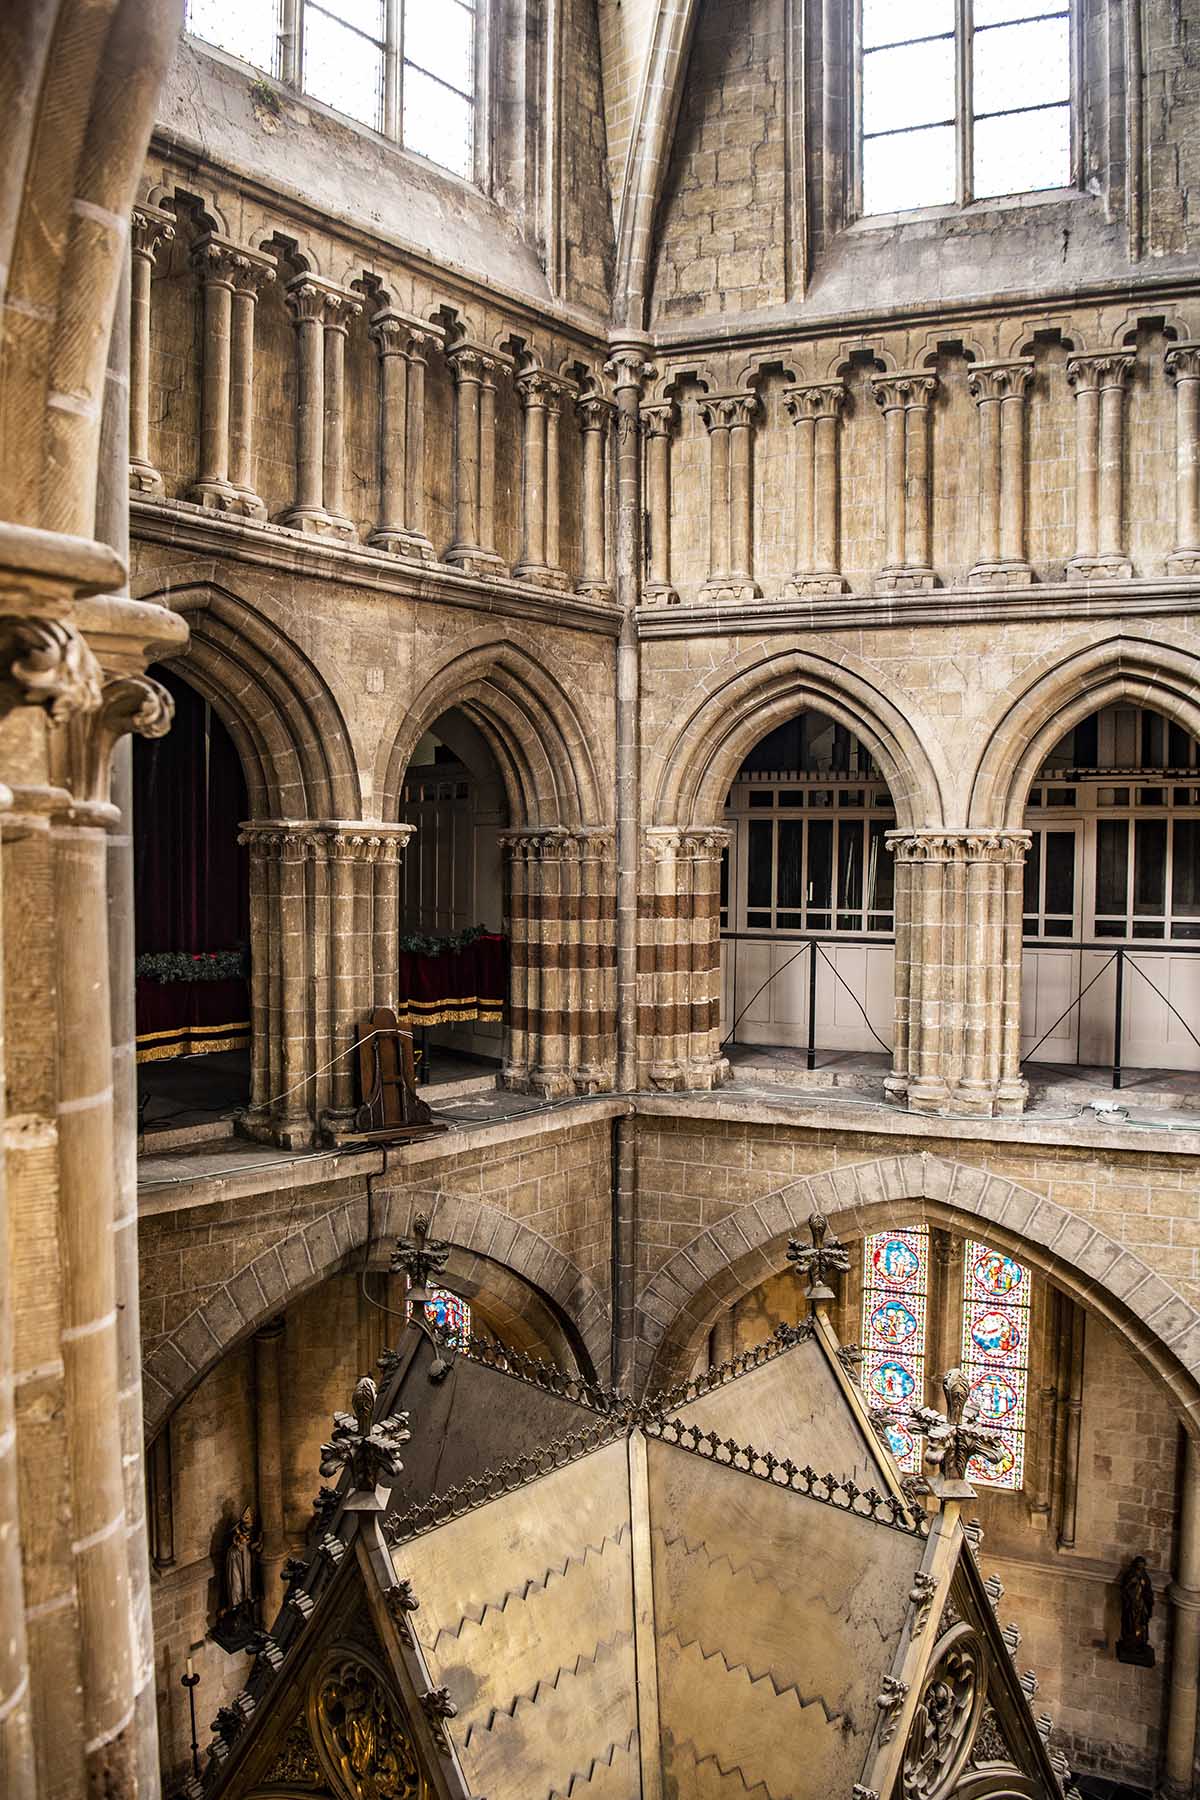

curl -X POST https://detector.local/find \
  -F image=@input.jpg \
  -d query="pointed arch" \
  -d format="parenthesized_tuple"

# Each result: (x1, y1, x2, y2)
(650, 648, 948, 829)
(636, 1153, 1200, 1425)
(967, 634, 1200, 828)
(138, 582, 362, 819)
(377, 640, 606, 829)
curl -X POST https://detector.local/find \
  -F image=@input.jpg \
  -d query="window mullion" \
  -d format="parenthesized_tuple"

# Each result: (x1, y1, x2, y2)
(280, 0, 301, 86)
(959, 0, 974, 204)
(384, 0, 401, 139)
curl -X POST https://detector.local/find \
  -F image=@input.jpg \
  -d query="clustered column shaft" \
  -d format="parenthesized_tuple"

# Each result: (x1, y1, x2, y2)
(578, 392, 616, 599)
(1066, 351, 1134, 577)
(886, 829, 1029, 1119)
(368, 309, 438, 560)
(640, 402, 677, 605)
(283, 277, 363, 539)
(782, 380, 847, 596)
(514, 371, 569, 589)
(446, 345, 506, 574)
(967, 359, 1034, 587)
(637, 828, 730, 1091)
(501, 829, 616, 1095)
(698, 393, 760, 602)
(189, 235, 275, 516)
(128, 205, 175, 494)
(871, 371, 938, 592)
(1166, 342, 1200, 575)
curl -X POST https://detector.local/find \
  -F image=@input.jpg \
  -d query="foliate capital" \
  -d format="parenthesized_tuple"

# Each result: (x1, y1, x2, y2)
(884, 828, 1031, 866)
(0, 618, 103, 724)
(966, 359, 1034, 405)
(131, 205, 176, 266)
(871, 370, 938, 411)
(783, 381, 846, 423)
(1066, 350, 1135, 393)
(640, 402, 677, 439)
(286, 276, 363, 330)
(579, 394, 618, 433)
(368, 308, 439, 360)
(1166, 341, 1200, 385)
(697, 391, 759, 432)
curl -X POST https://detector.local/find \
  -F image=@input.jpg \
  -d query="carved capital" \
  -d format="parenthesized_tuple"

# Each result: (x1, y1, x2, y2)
(1066, 351, 1134, 394)
(640, 401, 677, 439)
(885, 828, 1031, 867)
(131, 205, 176, 266)
(499, 826, 614, 863)
(698, 391, 759, 432)
(0, 618, 103, 724)
(643, 825, 731, 863)
(286, 277, 362, 331)
(447, 343, 498, 384)
(67, 671, 174, 808)
(967, 359, 1034, 404)
(871, 371, 938, 411)
(603, 348, 655, 395)
(369, 308, 437, 360)
(580, 394, 618, 433)
(1166, 341, 1200, 385)
(783, 380, 846, 423)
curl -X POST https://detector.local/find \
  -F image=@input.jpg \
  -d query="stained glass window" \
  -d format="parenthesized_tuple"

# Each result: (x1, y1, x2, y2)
(862, 1226, 930, 1473)
(406, 1285, 471, 1346)
(960, 1241, 1031, 1490)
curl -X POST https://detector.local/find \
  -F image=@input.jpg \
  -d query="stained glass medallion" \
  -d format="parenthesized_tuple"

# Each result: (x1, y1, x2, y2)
(862, 1226, 929, 1472)
(406, 1285, 471, 1345)
(960, 1240, 1031, 1490)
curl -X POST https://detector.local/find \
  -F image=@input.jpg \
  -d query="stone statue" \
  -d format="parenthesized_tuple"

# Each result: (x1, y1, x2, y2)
(212, 1505, 262, 1653)
(1116, 1555, 1155, 1666)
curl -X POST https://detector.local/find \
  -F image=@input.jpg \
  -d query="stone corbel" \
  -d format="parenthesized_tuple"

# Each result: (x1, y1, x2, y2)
(0, 617, 103, 724)
(65, 672, 174, 812)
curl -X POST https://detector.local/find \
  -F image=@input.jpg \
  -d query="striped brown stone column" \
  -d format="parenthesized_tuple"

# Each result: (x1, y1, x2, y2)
(639, 827, 730, 1091)
(500, 828, 615, 1095)
(886, 829, 1030, 1119)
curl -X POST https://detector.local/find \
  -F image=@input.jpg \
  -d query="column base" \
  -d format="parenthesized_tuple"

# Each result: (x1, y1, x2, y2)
(129, 459, 164, 496)
(1167, 550, 1200, 576)
(188, 479, 252, 514)
(875, 566, 936, 594)
(968, 561, 1034, 590)
(699, 578, 760, 604)
(512, 563, 570, 592)
(241, 1107, 315, 1149)
(445, 544, 507, 577)
(782, 572, 847, 597)
(529, 1067, 576, 1098)
(368, 528, 436, 562)
(905, 1076, 954, 1114)
(577, 580, 615, 602)
(281, 507, 356, 541)
(1066, 554, 1132, 580)
(641, 583, 679, 607)
(573, 1065, 614, 1095)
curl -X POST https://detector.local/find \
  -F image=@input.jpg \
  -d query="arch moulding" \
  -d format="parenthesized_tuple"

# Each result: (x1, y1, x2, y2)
(637, 1152, 1200, 1424)
(141, 1190, 612, 1439)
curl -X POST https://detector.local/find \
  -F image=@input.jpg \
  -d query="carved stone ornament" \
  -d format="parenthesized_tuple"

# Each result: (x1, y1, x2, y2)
(319, 1376, 411, 1498)
(390, 1214, 451, 1293)
(69, 671, 175, 806)
(0, 617, 103, 724)
(311, 1651, 427, 1800)
(419, 1687, 458, 1755)
(901, 1623, 987, 1800)
(384, 1579, 419, 1645)
(263, 1709, 327, 1790)
(786, 1212, 851, 1301)
(911, 1368, 1005, 1493)
(876, 1673, 910, 1745)
(908, 1570, 940, 1637)
(968, 1701, 1016, 1769)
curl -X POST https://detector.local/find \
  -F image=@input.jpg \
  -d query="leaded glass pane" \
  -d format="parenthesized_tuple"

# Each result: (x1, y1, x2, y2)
(975, 0, 1067, 20)
(317, 0, 383, 35)
(862, 124, 956, 215)
(974, 104, 1071, 198)
(407, 1284, 471, 1346)
(403, 64, 474, 178)
(303, 5, 384, 128)
(405, 0, 474, 96)
(187, 0, 278, 72)
(862, 1227, 929, 1473)
(862, 0, 953, 50)
(960, 1241, 1031, 1490)
(973, 16, 1071, 114)
(862, 39, 956, 137)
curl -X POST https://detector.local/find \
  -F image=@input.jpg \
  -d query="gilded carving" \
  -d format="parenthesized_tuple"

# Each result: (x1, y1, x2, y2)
(311, 1653, 426, 1800)
(262, 1711, 326, 1789)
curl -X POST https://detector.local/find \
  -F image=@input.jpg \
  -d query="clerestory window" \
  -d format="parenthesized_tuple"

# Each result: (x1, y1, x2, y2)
(184, 0, 479, 182)
(857, 0, 1073, 217)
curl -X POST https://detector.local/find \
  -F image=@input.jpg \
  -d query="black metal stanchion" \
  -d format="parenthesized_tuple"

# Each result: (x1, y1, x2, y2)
(1113, 945, 1125, 1090)
(182, 1656, 201, 1781)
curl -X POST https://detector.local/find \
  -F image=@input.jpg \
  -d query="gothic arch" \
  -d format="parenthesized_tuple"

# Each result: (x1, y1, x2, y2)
(0, 0, 183, 536)
(376, 640, 606, 830)
(142, 1192, 612, 1438)
(636, 1154, 1200, 1426)
(649, 648, 948, 829)
(138, 581, 362, 819)
(966, 634, 1200, 828)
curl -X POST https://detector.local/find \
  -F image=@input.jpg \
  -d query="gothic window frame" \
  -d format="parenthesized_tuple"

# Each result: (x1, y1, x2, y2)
(183, 0, 488, 187)
(852, 0, 1081, 221)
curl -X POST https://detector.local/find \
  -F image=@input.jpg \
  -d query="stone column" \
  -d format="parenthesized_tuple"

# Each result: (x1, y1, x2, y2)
(783, 381, 847, 596)
(640, 402, 677, 605)
(545, 385, 564, 579)
(578, 392, 614, 600)
(968, 360, 1034, 587)
(446, 345, 505, 574)
(128, 205, 175, 495)
(1066, 351, 1134, 578)
(238, 823, 315, 1146)
(283, 277, 361, 538)
(1162, 1431, 1200, 1800)
(254, 1320, 288, 1600)
(1166, 342, 1200, 576)
(367, 311, 439, 559)
(228, 256, 274, 517)
(500, 828, 615, 1095)
(886, 829, 1030, 1118)
(515, 370, 551, 583)
(189, 236, 239, 510)
(405, 330, 433, 551)
(638, 827, 730, 1091)
(698, 394, 759, 603)
(871, 372, 938, 592)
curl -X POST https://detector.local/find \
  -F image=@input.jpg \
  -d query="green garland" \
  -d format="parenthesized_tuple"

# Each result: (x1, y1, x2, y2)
(136, 949, 248, 985)
(397, 924, 492, 956)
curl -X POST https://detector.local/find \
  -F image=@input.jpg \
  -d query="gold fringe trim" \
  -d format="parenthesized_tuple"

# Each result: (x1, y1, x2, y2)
(136, 1023, 250, 1064)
